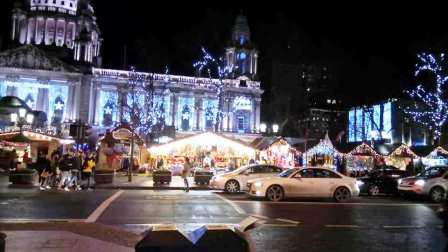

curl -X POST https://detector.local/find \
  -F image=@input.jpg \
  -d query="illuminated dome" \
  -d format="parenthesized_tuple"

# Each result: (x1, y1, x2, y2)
(30, 0, 79, 15)
(11, 0, 102, 65)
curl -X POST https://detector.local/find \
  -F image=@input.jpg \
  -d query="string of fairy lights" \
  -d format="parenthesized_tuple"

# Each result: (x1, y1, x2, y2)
(405, 53, 448, 140)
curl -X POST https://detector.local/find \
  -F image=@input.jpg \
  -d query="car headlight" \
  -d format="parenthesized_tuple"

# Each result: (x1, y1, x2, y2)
(397, 179, 402, 185)
(254, 182, 263, 187)
(415, 179, 426, 186)
(356, 181, 364, 187)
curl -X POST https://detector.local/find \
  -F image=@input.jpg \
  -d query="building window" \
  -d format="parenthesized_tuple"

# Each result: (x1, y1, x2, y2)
(203, 99, 218, 130)
(177, 97, 194, 131)
(100, 90, 118, 127)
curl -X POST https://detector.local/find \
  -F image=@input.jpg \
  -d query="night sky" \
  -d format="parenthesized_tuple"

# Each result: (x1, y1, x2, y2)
(0, 1, 447, 107)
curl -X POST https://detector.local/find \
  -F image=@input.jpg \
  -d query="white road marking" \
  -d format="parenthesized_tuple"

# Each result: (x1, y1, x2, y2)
(383, 225, 422, 229)
(262, 223, 299, 227)
(85, 190, 124, 223)
(276, 218, 300, 225)
(230, 200, 439, 207)
(0, 218, 85, 223)
(249, 214, 270, 220)
(237, 216, 260, 232)
(325, 225, 360, 228)
(215, 193, 246, 215)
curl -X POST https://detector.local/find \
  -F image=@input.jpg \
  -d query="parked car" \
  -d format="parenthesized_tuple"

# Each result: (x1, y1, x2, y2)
(209, 164, 283, 193)
(357, 167, 409, 196)
(247, 167, 360, 202)
(398, 166, 448, 202)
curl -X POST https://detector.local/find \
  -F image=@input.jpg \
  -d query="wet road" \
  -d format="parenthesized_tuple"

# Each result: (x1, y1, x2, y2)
(0, 188, 446, 251)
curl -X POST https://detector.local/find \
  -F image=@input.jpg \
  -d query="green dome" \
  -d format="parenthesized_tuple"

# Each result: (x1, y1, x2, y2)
(0, 96, 30, 109)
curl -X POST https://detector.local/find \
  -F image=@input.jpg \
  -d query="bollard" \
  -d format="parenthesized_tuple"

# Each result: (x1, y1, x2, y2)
(135, 225, 195, 252)
(135, 224, 251, 252)
(189, 225, 250, 252)
(0, 232, 6, 252)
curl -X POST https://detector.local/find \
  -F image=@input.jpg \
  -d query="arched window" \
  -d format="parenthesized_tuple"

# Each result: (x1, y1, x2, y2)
(177, 97, 194, 131)
(99, 90, 118, 127)
(51, 96, 65, 126)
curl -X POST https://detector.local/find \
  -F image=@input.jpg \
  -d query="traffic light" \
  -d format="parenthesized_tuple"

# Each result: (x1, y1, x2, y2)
(69, 124, 79, 138)
(83, 124, 92, 142)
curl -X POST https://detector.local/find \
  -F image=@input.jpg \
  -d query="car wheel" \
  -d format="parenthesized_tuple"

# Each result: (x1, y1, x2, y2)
(368, 184, 380, 196)
(430, 187, 445, 203)
(334, 187, 351, 203)
(266, 185, 284, 202)
(225, 180, 240, 193)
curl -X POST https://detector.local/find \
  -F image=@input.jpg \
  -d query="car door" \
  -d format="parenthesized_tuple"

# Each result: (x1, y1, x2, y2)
(238, 166, 262, 189)
(259, 165, 283, 179)
(312, 169, 340, 197)
(288, 169, 316, 197)
(382, 170, 402, 194)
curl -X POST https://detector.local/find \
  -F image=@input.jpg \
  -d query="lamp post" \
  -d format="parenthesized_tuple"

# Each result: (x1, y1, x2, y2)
(10, 108, 34, 132)
(259, 122, 279, 136)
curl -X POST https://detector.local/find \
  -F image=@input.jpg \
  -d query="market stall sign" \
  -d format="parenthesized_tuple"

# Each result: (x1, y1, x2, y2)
(113, 128, 133, 140)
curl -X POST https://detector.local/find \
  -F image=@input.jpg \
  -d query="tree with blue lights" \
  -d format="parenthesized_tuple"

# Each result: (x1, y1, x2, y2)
(405, 53, 448, 141)
(193, 47, 235, 131)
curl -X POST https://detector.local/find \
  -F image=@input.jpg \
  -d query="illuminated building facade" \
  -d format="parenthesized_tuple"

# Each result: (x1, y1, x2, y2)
(0, 3, 262, 140)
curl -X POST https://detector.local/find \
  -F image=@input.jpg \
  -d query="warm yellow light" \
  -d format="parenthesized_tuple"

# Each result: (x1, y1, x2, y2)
(148, 132, 255, 157)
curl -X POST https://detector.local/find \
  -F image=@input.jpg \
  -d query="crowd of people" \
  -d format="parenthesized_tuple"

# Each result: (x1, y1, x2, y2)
(31, 150, 97, 191)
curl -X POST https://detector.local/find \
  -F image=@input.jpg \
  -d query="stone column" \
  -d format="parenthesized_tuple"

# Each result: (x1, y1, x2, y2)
(65, 83, 76, 122)
(11, 15, 16, 40)
(171, 94, 177, 128)
(228, 97, 234, 132)
(222, 97, 229, 131)
(255, 98, 261, 133)
(250, 98, 255, 133)
(93, 87, 101, 125)
(196, 95, 203, 131)
(73, 80, 82, 120)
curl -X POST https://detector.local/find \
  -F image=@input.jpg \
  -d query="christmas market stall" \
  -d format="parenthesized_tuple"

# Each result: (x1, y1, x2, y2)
(148, 132, 256, 175)
(303, 134, 342, 169)
(251, 136, 301, 168)
(412, 146, 448, 173)
(344, 143, 382, 173)
(0, 131, 75, 168)
(96, 125, 145, 184)
(384, 144, 418, 171)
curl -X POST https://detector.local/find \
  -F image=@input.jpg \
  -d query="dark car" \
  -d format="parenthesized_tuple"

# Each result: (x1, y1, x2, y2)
(358, 167, 409, 196)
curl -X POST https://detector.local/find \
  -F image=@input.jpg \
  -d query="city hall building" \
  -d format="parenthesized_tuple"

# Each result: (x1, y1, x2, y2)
(0, 0, 263, 141)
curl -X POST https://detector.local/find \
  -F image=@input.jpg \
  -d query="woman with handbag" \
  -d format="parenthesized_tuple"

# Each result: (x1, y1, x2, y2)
(182, 157, 192, 192)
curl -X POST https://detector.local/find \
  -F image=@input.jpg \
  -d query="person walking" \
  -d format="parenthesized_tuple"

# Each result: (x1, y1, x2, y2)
(48, 153, 60, 188)
(38, 154, 52, 190)
(182, 157, 192, 192)
(58, 154, 72, 191)
(82, 152, 96, 190)
(67, 152, 82, 191)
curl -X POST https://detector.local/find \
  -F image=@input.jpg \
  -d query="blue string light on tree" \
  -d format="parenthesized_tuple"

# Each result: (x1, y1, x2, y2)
(193, 47, 236, 131)
(404, 53, 448, 140)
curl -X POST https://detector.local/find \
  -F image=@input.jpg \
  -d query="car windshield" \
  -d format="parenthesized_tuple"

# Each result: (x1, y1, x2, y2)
(278, 169, 296, 178)
(417, 166, 448, 178)
(232, 165, 250, 174)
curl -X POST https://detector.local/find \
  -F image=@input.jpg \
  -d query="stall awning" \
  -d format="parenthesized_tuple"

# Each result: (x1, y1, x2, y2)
(251, 137, 299, 151)
(0, 131, 75, 144)
(148, 132, 255, 156)
(388, 144, 418, 158)
(348, 143, 379, 156)
(304, 133, 341, 157)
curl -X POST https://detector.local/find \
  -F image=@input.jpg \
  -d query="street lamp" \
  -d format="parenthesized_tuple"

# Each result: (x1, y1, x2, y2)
(11, 109, 34, 132)
(272, 124, 279, 134)
(260, 123, 267, 133)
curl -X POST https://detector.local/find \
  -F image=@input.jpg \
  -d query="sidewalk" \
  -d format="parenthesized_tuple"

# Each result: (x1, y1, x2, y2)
(0, 172, 214, 191)
(1, 222, 141, 252)
(92, 174, 212, 191)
